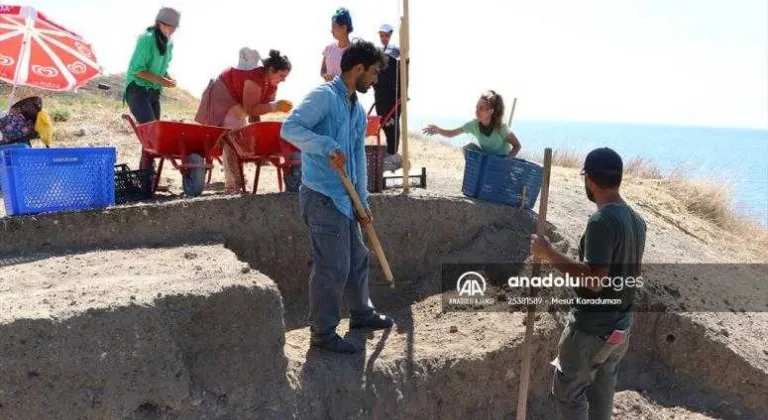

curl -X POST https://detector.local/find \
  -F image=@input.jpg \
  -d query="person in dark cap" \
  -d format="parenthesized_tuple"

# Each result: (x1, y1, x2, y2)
(530, 147, 647, 420)
(124, 6, 180, 169)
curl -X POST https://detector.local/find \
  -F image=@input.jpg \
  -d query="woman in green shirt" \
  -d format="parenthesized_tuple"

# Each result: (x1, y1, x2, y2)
(124, 7, 180, 169)
(124, 7, 179, 123)
(422, 90, 522, 158)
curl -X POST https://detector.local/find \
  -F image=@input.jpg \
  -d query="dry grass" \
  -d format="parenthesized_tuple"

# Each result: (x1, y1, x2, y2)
(664, 178, 768, 245)
(528, 146, 763, 235)
(6, 80, 763, 245)
(408, 133, 766, 240)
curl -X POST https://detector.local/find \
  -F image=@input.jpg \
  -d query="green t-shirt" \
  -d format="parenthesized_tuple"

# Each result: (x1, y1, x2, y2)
(570, 202, 647, 337)
(461, 120, 511, 156)
(124, 30, 173, 96)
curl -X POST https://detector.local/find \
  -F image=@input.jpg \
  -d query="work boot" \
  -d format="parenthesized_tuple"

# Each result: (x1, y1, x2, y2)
(310, 334, 361, 354)
(350, 312, 394, 330)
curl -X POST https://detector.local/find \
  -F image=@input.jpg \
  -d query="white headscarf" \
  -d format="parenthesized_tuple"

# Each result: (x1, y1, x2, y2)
(237, 47, 261, 70)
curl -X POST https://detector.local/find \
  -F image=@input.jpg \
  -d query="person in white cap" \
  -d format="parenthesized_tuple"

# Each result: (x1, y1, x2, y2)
(378, 23, 400, 58)
(195, 50, 294, 193)
(374, 23, 405, 170)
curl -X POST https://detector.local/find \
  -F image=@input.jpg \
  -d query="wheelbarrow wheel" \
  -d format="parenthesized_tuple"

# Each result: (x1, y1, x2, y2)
(183, 154, 206, 197)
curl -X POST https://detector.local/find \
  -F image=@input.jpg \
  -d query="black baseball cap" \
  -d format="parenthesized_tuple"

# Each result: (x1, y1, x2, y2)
(583, 147, 623, 175)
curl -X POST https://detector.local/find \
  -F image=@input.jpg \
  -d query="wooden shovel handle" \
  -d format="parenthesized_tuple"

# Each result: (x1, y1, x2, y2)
(334, 167, 395, 287)
(516, 147, 553, 420)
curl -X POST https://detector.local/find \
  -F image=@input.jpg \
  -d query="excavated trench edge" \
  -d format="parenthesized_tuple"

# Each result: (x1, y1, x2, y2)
(0, 193, 764, 419)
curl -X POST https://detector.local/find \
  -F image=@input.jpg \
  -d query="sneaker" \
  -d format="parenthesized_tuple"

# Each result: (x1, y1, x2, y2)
(310, 334, 361, 354)
(350, 312, 394, 330)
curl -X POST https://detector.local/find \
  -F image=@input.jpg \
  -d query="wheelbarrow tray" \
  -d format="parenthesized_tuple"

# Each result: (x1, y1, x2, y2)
(228, 122, 299, 162)
(135, 120, 227, 159)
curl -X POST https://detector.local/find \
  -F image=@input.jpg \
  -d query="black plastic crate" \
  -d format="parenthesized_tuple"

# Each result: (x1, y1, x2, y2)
(114, 164, 153, 204)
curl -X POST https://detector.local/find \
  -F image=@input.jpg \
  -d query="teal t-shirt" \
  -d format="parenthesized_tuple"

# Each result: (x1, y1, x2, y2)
(124, 30, 173, 95)
(571, 202, 647, 337)
(461, 120, 511, 156)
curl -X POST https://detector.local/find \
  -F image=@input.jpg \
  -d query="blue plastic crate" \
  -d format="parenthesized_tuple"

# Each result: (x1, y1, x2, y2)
(462, 148, 543, 209)
(0, 143, 30, 192)
(0, 147, 116, 216)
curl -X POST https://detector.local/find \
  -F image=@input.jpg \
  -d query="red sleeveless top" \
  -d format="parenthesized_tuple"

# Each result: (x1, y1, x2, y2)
(220, 67, 276, 105)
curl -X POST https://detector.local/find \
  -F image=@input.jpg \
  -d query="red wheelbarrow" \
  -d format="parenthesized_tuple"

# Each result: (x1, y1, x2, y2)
(122, 114, 229, 194)
(225, 121, 301, 194)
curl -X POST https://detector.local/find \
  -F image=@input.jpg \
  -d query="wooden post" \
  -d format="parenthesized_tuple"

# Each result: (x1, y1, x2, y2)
(507, 97, 518, 127)
(399, 0, 410, 195)
(516, 148, 552, 420)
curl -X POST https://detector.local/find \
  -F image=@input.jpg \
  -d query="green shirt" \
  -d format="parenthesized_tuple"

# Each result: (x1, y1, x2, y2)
(461, 120, 511, 157)
(571, 202, 647, 337)
(124, 30, 173, 96)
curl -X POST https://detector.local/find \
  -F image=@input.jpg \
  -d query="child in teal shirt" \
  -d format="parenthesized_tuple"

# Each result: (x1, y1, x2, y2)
(422, 90, 522, 157)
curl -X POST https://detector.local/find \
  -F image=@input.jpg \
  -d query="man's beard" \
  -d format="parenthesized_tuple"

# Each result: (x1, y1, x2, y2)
(585, 181, 596, 203)
(355, 77, 370, 93)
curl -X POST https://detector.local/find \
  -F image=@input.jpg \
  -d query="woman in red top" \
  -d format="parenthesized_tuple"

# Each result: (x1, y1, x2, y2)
(196, 49, 293, 193)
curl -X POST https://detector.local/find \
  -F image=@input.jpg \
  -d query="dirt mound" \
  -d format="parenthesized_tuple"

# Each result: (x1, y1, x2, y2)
(0, 244, 290, 419)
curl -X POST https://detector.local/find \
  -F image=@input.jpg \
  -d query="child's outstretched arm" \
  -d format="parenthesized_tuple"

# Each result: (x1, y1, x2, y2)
(422, 124, 463, 138)
(507, 130, 522, 157)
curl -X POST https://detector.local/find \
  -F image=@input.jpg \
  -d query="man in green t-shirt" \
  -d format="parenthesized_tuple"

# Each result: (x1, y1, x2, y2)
(531, 147, 646, 420)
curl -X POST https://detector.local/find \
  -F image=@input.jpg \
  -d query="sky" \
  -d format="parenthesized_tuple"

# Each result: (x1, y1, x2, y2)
(10, 0, 768, 129)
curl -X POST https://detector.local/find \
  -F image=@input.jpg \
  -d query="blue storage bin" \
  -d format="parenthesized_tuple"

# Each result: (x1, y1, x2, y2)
(462, 148, 543, 209)
(0, 147, 116, 216)
(0, 143, 30, 192)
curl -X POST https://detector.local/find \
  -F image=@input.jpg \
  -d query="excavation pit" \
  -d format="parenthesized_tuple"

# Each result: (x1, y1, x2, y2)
(0, 192, 765, 419)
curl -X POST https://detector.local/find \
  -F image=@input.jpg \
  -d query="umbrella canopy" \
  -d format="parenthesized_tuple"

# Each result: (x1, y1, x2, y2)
(0, 5, 101, 92)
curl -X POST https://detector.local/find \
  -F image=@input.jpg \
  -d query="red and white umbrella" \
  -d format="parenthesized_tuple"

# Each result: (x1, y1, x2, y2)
(0, 5, 101, 95)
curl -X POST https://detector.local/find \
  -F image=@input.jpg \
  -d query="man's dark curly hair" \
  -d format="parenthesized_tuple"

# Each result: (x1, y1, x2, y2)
(341, 39, 387, 74)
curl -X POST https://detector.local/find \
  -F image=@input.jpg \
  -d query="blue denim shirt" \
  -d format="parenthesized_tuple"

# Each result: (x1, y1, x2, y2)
(281, 77, 368, 220)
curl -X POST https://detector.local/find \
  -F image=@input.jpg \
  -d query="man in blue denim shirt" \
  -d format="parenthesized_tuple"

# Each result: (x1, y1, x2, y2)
(281, 40, 394, 353)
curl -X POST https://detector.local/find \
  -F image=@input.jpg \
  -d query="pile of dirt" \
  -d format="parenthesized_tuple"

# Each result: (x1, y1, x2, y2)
(0, 244, 291, 419)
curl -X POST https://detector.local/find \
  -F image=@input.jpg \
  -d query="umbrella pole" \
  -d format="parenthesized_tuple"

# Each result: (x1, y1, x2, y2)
(6, 8, 31, 112)
(399, 0, 410, 195)
(6, 85, 18, 112)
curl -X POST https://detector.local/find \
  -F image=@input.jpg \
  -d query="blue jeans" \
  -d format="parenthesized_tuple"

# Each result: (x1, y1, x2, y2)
(299, 184, 375, 343)
(552, 322, 631, 420)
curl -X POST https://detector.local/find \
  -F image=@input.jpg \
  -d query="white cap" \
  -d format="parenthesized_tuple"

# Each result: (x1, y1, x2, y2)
(379, 23, 394, 33)
(237, 47, 261, 70)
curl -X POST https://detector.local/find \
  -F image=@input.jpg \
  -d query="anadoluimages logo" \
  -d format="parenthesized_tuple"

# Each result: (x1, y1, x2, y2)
(456, 271, 487, 297)
(448, 270, 496, 308)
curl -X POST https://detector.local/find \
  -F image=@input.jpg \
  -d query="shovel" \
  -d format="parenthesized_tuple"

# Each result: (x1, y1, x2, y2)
(334, 166, 395, 288)
(516, 147, 553, 420)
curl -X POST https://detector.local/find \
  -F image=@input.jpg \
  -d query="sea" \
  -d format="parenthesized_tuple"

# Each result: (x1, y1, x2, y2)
(408, 116, 768, 227)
